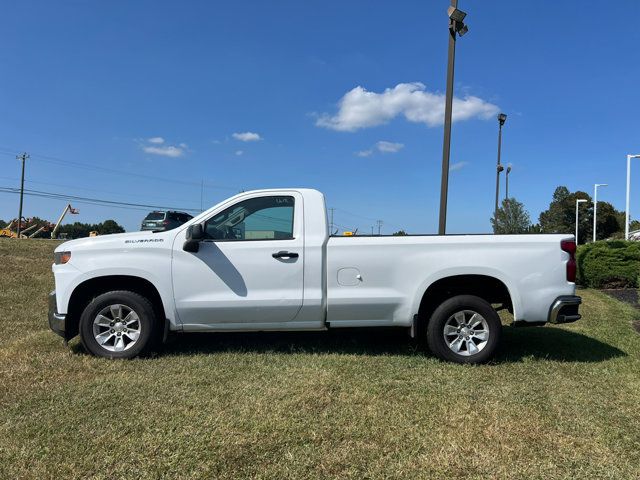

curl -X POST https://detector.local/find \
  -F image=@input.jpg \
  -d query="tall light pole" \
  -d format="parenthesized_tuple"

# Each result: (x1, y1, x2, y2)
(494, 113, 507, 222)
(625, 154, 640, 240)
(505, 165, 512, 201)
(593, 183, 608, 242)
(438, 1, 468, 235)
(575, 198, 587, 244)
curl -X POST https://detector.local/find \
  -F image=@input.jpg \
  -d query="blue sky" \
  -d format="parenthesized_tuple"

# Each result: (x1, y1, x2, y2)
(1, 0, 639, 234)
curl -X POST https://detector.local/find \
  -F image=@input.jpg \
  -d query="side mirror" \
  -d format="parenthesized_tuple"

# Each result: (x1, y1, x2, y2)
(183, 224, 204, 252)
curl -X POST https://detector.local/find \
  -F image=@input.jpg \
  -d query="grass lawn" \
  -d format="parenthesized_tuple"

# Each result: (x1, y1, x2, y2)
(1, 237, 639, 479)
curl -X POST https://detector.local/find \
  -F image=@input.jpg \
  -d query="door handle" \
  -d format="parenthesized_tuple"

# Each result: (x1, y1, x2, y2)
(272, 251, 299, 259)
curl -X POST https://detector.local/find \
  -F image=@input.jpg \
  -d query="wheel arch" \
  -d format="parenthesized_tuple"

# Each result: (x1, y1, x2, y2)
(417, 274, 514, 327)
(65, 275, 167, 340)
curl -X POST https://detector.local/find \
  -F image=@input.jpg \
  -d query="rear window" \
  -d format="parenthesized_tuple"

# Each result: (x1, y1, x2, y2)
(144, 212, 165, 221)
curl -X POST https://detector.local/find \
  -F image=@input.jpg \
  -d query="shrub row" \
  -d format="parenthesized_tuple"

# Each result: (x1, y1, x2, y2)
(576, 240, 640, 288)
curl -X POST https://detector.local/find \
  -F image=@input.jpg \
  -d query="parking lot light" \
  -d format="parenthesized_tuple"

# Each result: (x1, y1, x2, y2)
(593, 183, 608, 242)
(625, 154, 640, 240)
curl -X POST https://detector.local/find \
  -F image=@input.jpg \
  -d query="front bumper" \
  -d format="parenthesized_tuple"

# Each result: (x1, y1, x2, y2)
(48, 291, 67, 338)
(548, 295, 582, 324)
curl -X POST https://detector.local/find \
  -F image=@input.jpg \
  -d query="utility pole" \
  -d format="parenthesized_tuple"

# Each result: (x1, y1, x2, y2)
(16, 152, 29, 238)
(371, 226, 374, 235)
(329, 208, 335, 234)
(376, 220, 383, 235)
(438, 0, 469, 235)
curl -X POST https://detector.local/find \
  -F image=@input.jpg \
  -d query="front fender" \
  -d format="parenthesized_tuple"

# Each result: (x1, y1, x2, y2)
(58, 267, 178, 328)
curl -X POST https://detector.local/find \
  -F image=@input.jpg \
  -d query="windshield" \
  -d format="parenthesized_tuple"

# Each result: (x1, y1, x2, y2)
(144, 212, 165, 221)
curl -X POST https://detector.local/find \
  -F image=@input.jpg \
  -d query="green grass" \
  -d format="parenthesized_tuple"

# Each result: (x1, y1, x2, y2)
(1, 237, 640, 479)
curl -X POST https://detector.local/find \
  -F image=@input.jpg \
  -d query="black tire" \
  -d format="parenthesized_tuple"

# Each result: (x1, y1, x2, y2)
(426, 295, 502, 364)
(79, 290, 160, 359)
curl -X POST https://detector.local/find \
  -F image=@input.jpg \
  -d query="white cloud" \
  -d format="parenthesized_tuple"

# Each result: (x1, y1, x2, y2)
(316, 82, 499, 132)
(376, 141, 404, 153)
(142, 145, 185, 158)
(140, 137, 187, 157)
(355, 149, 373, 157)
(355, 141, 404, 157)
(235, 150, 244, 156)
(450, 161, 469, 171)
(232, 132, 262, 142)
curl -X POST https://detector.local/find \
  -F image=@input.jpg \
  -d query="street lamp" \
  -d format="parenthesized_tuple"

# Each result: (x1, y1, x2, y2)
(505, 165, 512, 201)
(593, 183, 608, 242)
(494, 113, 507, 222)
(438, 0, 469, 235)
(575, 199, 587, 245)
(625, 154, 640, 240)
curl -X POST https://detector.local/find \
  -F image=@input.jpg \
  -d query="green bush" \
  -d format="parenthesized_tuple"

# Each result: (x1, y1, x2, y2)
(576, 241, 640, 288)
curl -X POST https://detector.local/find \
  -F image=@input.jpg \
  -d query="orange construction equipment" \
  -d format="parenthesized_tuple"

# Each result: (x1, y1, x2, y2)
(50, 204, 79, 239)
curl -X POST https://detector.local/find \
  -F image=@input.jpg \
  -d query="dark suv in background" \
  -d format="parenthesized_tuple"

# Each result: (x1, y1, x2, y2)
(140, 211, 193, 232)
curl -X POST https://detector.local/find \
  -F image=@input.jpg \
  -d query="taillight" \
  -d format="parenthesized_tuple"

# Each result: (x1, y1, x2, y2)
(162, 220, 170, 226)
(561, 239, 576, 282)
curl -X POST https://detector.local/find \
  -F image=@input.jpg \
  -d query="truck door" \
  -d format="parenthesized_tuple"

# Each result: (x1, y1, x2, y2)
(171, 193, 304, 327)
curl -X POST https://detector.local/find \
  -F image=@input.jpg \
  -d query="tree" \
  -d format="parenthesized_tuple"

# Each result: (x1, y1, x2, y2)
(539, 186, 592, 240)
(594, 202, 621, 240)
(392, 230, 408, 236)
(97, 219, 125, 235)
(57, 220, 125, 239)
(0, 219, 6, 229)
(491, 197, 531, 234)
(538, 185, 623, 242)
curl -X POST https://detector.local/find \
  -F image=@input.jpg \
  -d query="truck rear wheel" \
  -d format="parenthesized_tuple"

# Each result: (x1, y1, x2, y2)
(79, 290, 159, 359)
(426, 295, 501, 364)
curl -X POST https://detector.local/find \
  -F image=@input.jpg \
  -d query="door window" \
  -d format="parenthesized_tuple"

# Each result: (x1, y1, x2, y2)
(204, 196, 294, 241)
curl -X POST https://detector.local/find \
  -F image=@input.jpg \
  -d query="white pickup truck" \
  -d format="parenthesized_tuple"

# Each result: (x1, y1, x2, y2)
(49, 188, 581, 363)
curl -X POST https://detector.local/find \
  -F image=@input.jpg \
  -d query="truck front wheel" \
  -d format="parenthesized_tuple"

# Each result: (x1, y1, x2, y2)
(79, 290, 159, 359)
(426, 295, 502, 364)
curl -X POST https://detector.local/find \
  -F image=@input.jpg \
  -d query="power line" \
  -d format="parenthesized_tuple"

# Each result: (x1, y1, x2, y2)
(0, 175, 203, 207)
(333, 207, 404, 232)
(332, 222, 357, 233)
(0, 147, 241, 192)
(334, 207, 378, 222)
(0, 186, 202, 213)
(1, 146, 406, 233)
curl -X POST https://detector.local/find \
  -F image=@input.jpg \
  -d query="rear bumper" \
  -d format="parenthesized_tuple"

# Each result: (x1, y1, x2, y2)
(548, 295, 582, 324)
(48, 291, 67, 338)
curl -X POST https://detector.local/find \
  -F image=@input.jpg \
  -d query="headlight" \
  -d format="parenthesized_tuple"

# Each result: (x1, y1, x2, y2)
(54, 251, 71, 265)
